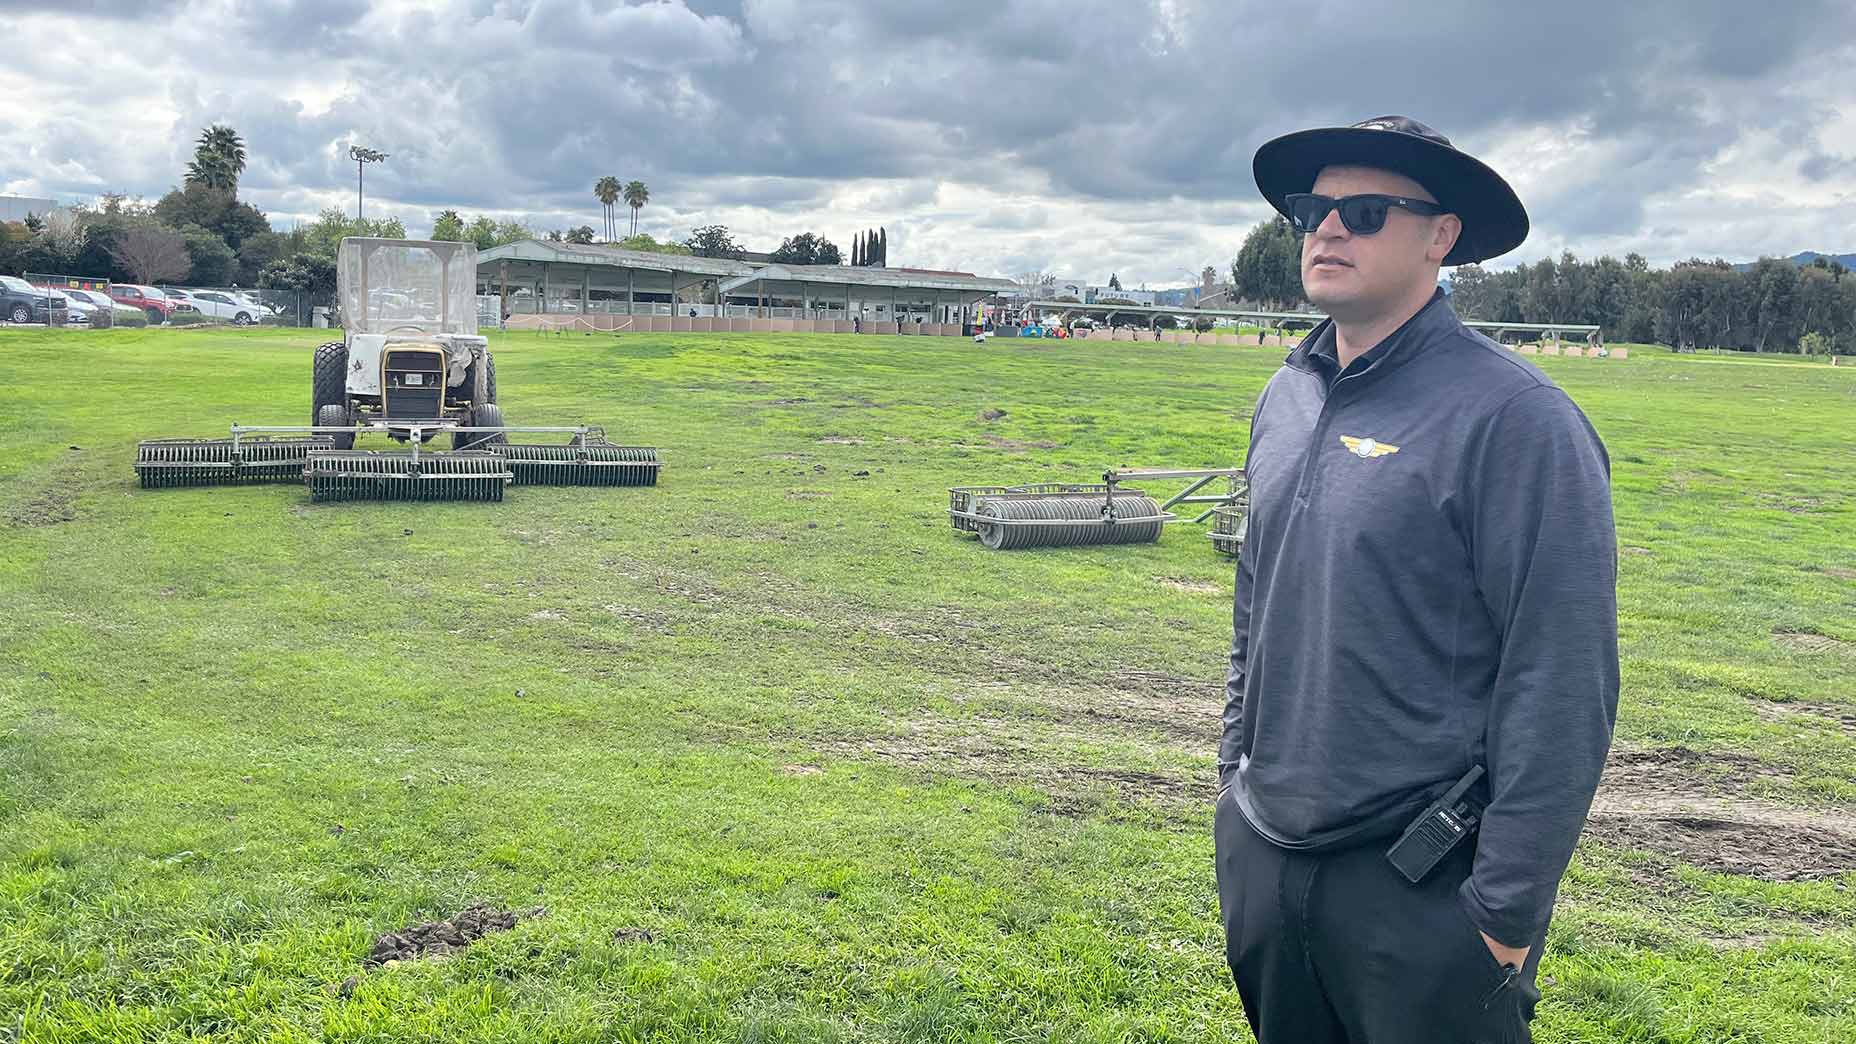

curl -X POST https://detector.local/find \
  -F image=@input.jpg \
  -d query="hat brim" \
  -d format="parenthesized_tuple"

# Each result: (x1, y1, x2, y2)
(1253, 126, 1528, 266)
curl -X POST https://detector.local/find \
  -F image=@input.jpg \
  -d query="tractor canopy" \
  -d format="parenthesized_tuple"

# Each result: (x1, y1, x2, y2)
(338, 237, 478, 337)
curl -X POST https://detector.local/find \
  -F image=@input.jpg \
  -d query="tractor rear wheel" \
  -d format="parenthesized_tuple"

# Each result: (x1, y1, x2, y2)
(484, 352, 498, 404)
(312, 341, 348, 424)
(317, 403, 355, 450)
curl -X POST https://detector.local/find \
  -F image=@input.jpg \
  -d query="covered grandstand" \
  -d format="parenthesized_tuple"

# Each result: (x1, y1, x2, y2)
(477, 240, 1017, 334)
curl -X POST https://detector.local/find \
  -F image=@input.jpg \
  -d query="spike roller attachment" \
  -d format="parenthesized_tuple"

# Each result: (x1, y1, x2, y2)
(304, 450, 512, 503)
(1208, 504, 1249, 557)
(134, 436, 334, 488)
(492, 442, 660, 486)
(974, 494, 1165, 550)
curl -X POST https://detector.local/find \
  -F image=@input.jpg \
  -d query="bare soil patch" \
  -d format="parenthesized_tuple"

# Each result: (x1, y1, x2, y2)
(1591, 746, 1856, 881)
(981, 434, 1060, 451)
(7, 486, 77, 527)
(1772, 629, 1853, 654)
(1751, 698, 1856, 737)
(366, 904, 544, 966)
(1157, 576, 1221, 594)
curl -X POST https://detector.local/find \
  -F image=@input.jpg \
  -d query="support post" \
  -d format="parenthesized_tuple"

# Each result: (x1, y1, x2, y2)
(628, 267, 635, 315)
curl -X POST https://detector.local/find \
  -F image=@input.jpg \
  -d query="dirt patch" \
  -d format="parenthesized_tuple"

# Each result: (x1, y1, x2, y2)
(977, 408, 1007, 421)
(529, 609, 566, 621)
(1822, 566, 1856, 581)
(366, 904, 544, 966)
(1773, 629, 1852, 654)
(1752, 699, 1856, 737)
(1620, 546, 1655, 556)
(7, 486, 77, 527)
(981, 434, 1060, 451)
(780, 764, 824, 776)
(1158, 576, 1221, 594)
(814, 731, 1202, 810)
(816, 436, 865, 445)
(1591, 746, 1856, 881)
(1583, 813, 1856, 882)
(770, 397, 811, 406)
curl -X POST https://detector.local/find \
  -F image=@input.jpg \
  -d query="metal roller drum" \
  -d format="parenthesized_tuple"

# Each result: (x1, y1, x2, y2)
(135, 436, 333, 488)
(975, 494, 1164, 550)
(492, 443, 661, 486)
(304, 450, 512, 503)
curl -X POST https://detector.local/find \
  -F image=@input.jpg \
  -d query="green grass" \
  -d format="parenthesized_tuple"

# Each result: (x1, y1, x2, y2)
(0, 325, 1852, 1042)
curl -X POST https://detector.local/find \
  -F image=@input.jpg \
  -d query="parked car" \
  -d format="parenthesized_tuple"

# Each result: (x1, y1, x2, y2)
(50, 289, 96, 324)
(183, 289, 265, 325)
(62, 288, 147, 328)
(231, 291, 281, 317)
(109, 284, 195, 324)
(0, 275, 67, 324)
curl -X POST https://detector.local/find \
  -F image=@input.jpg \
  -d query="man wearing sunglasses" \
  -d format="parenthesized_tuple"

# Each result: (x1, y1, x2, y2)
(1214, 116, 1618, 1043)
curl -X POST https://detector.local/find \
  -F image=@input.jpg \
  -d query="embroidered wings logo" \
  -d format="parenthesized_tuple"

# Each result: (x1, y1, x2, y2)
(1340, 435, 1400, 459)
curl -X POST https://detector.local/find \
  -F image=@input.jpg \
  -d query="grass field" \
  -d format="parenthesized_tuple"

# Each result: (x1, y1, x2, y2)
(1, 325, 1852, 1043)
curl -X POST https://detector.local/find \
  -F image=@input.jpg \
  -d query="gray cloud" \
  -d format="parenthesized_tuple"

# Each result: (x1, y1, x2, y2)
(2, 0, 1853, 282)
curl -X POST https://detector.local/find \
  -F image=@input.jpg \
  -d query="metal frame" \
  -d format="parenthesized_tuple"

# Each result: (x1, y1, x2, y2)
(947, 467, 1245, 532)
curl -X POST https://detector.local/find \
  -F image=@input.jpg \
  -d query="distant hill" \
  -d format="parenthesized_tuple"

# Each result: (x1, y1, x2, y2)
(1732, 251, 1855, 272)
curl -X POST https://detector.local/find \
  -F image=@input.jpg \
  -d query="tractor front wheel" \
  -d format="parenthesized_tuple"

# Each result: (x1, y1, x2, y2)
(455, 402, 507, 451)
(317, 403, 355, 450)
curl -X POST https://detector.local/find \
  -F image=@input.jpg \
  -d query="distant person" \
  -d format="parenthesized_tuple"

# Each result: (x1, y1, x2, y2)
(1215, 116, 1617, 1043)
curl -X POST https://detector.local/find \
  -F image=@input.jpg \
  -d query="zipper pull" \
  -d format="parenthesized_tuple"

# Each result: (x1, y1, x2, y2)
(1481, 963, 1520, 1010)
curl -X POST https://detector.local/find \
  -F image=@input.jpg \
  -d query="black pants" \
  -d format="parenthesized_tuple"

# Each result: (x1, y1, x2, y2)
(1214, 790, 1543, 1044)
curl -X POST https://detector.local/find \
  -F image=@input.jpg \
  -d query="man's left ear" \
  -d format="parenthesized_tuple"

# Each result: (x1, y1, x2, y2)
(1428, 215, 1462, 264)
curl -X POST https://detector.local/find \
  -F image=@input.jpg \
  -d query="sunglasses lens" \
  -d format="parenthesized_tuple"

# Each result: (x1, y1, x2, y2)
(1288, 195, 1331, 233)
(1340, 197, 1390, 234)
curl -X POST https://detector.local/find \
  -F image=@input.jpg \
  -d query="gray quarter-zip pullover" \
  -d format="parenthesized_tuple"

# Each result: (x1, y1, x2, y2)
(1221, 290, 1619, 947)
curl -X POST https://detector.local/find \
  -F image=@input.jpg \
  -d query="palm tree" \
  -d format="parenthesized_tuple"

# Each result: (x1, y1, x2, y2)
(623, 180, 649, 238)
(185, 124, 246, 192)
(594, 175, 621, 242)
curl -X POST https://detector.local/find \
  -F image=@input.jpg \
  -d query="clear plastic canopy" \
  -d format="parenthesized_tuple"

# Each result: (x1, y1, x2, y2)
(338, 238, 477, 336)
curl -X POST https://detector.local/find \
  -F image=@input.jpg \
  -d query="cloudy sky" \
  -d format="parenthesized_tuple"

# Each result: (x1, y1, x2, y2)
(3, 0, 1853, 287)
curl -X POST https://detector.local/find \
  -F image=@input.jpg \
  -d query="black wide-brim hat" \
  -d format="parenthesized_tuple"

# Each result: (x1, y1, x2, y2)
(1253, 115, 1528, 266)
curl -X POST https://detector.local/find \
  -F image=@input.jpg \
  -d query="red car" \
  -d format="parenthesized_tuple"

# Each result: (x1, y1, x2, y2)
(109, 284, 195, 325)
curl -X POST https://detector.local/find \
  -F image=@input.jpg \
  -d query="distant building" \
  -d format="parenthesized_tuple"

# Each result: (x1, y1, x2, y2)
(0, 195, 56, 223)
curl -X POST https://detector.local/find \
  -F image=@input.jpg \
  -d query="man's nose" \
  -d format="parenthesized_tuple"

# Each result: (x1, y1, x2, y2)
(1314, 206, 1350, 240)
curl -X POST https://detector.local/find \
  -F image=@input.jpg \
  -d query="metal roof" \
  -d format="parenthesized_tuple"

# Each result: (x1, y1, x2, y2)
(478, 240, 758, 277)
(719, 264, 1019, 296)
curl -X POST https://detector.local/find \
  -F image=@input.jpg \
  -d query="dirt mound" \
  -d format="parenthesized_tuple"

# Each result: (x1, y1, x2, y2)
(366, 903, 543, 965)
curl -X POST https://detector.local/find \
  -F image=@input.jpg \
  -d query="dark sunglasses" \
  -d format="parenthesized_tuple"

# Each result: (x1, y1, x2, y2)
(1285, 193, 1447, 235)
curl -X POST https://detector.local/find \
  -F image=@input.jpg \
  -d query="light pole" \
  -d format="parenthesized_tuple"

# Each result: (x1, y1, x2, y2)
(349, 145, 388, 221)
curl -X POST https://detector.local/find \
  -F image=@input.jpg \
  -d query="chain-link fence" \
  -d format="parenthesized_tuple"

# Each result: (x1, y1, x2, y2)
(153, 284, 317, 327)
(16, 274, 321, 330)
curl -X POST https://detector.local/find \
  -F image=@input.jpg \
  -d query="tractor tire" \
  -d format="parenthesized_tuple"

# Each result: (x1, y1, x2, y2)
(455, 402, 507, 451)
(484, 352, 498, 404)
(312, 341, 348, 424)
(317, 403, 355, 450)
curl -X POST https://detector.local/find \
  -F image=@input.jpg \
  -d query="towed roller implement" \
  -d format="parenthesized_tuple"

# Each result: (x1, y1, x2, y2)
(135, 423, 660, 504)
(135, 435, 333, 488)
(305, 449, 511, 503)
(949, 467, 1246, 551)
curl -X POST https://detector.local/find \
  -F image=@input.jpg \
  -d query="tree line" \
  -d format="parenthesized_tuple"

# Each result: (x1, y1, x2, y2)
(1230, 216, 1855, 353)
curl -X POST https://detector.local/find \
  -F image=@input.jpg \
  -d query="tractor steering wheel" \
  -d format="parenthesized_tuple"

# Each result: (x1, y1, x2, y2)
(385, 324, 429, 336)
